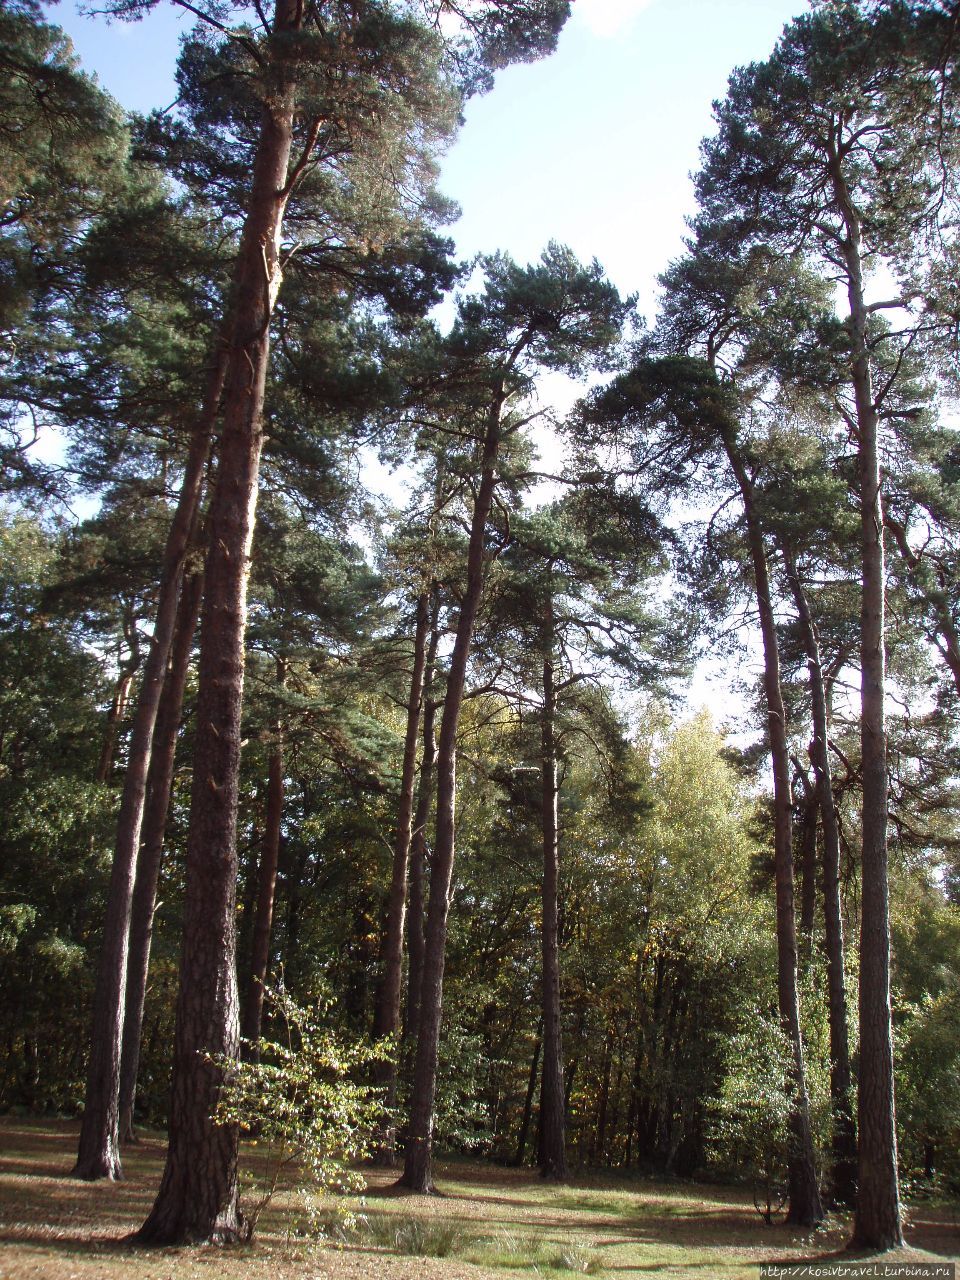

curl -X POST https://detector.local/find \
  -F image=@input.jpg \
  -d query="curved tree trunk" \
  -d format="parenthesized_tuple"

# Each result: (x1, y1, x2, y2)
(119, 566, 204, 1145)
(74, 352, 225, 1182)
(241, 656, 286, 1054)
(828, 147, 902, 1248)
(136, 5, 300, 1238)
(538, 614, 568, 1181)
(783, 553, 858, 1208)
(721, 426, 824, 1228)
(399, 404, 503, 1194)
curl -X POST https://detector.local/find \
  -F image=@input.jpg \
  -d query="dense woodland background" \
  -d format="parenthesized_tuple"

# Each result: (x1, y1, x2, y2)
(1, 0, 960, 1253)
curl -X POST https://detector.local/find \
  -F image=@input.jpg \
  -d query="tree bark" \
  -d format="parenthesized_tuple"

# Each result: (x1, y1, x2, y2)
(721, 425, 824, 1227)
(241, 656, 286, 1053)
(371, 592, 431, 1162)
(74, 350, 225, 1182)
(404, 688, 437, 1053)
(118, 567, 204, 1145)
(794, 765, 818, 975)
(515, 1022, 542, 1166)
(399, 401, 504, 1193)
(539, 613, 569, 1181)
(136, 3, 300, 1238)
(828, 143, 903, 1248)
(783, 553, 858, 1208)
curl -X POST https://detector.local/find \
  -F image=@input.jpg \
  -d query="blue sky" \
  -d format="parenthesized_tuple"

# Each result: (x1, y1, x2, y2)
(50, 0, 807, 316)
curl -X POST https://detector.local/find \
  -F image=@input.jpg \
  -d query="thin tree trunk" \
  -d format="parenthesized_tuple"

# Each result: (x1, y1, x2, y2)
(515, 1022, 542, 1166)
(783, 553, 858, 1208)
(404, 703, 436, 1051)
(721, 426, 824, 1227)
(241, 656, 286, 1053)
(404, 771, 434, 1045)
(403, 594, 441, 1055)
(399, 400, 505, 1194)
(96, 610, 141, 784)
(795, 765, 818, 974)
(137, 6, 300, 1238)
(74, 351, 226, 1182)
(593, 1033, 612, 1165)
(371, 593, 431, 1162)
(282, 840, 311, 991)
(539, 611, 568, 1181)
(828, 146, 902, 1249)
(623, 1031, 643, 1169)
(886, 514, 960, 698)
(119, 567, 204, 1145)
(96, 668, 136, 783)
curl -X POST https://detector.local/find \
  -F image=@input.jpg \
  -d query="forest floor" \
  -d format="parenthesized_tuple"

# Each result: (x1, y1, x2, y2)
(0, 1118, 957, 1280)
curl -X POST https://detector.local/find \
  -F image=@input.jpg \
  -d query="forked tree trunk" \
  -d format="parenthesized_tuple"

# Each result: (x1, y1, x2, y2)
(721, 426, 824, 1228)
(539, 618, 568, 1181)
(371, 592, 431, 1162)
(241, 657, 286, 1053)
(119, 567, 204, 1145)
(783, 554, 857, 1207)
(74, 353, 226, 1183)
(828, 148, 902, 1249)
(137, 6, 300, 1239)
(399, 403, 504, 1194)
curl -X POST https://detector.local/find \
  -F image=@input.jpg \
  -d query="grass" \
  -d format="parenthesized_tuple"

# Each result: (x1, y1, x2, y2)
(357, 1211, 471, 1257)
(0, 1118, 957, 1280)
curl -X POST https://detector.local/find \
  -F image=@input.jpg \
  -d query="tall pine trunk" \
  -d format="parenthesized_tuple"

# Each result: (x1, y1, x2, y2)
(403, 609, 440, 1055)
(783, 554, 857, 1207)
(400, 405, 503, 1193)
(371, 592, 431, 1161)
(538, 606, 568, 1181)
(721, 426, 824, 1228)
(794, 767, 818, 974)
(119, 567, 204, 1145)
(137, 6, 300, 1238)
(829, 146, 902, 1248)
(242, 656, 286, 1053)
(74, 352, 225, 1182)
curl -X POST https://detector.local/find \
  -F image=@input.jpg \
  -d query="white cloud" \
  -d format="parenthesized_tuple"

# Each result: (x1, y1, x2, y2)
(573, 0, 657, 39)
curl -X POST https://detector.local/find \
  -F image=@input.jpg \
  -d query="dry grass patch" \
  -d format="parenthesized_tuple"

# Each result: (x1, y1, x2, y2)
(0, 1119, 957, 1280)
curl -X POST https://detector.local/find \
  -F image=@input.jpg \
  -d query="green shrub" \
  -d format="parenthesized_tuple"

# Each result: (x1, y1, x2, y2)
(209, 983, 385, 1240)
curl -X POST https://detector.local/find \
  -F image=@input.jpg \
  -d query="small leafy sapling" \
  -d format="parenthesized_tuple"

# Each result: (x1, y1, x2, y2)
(708, 1011, 795, 1225)
(209, 983, 386, 1241)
